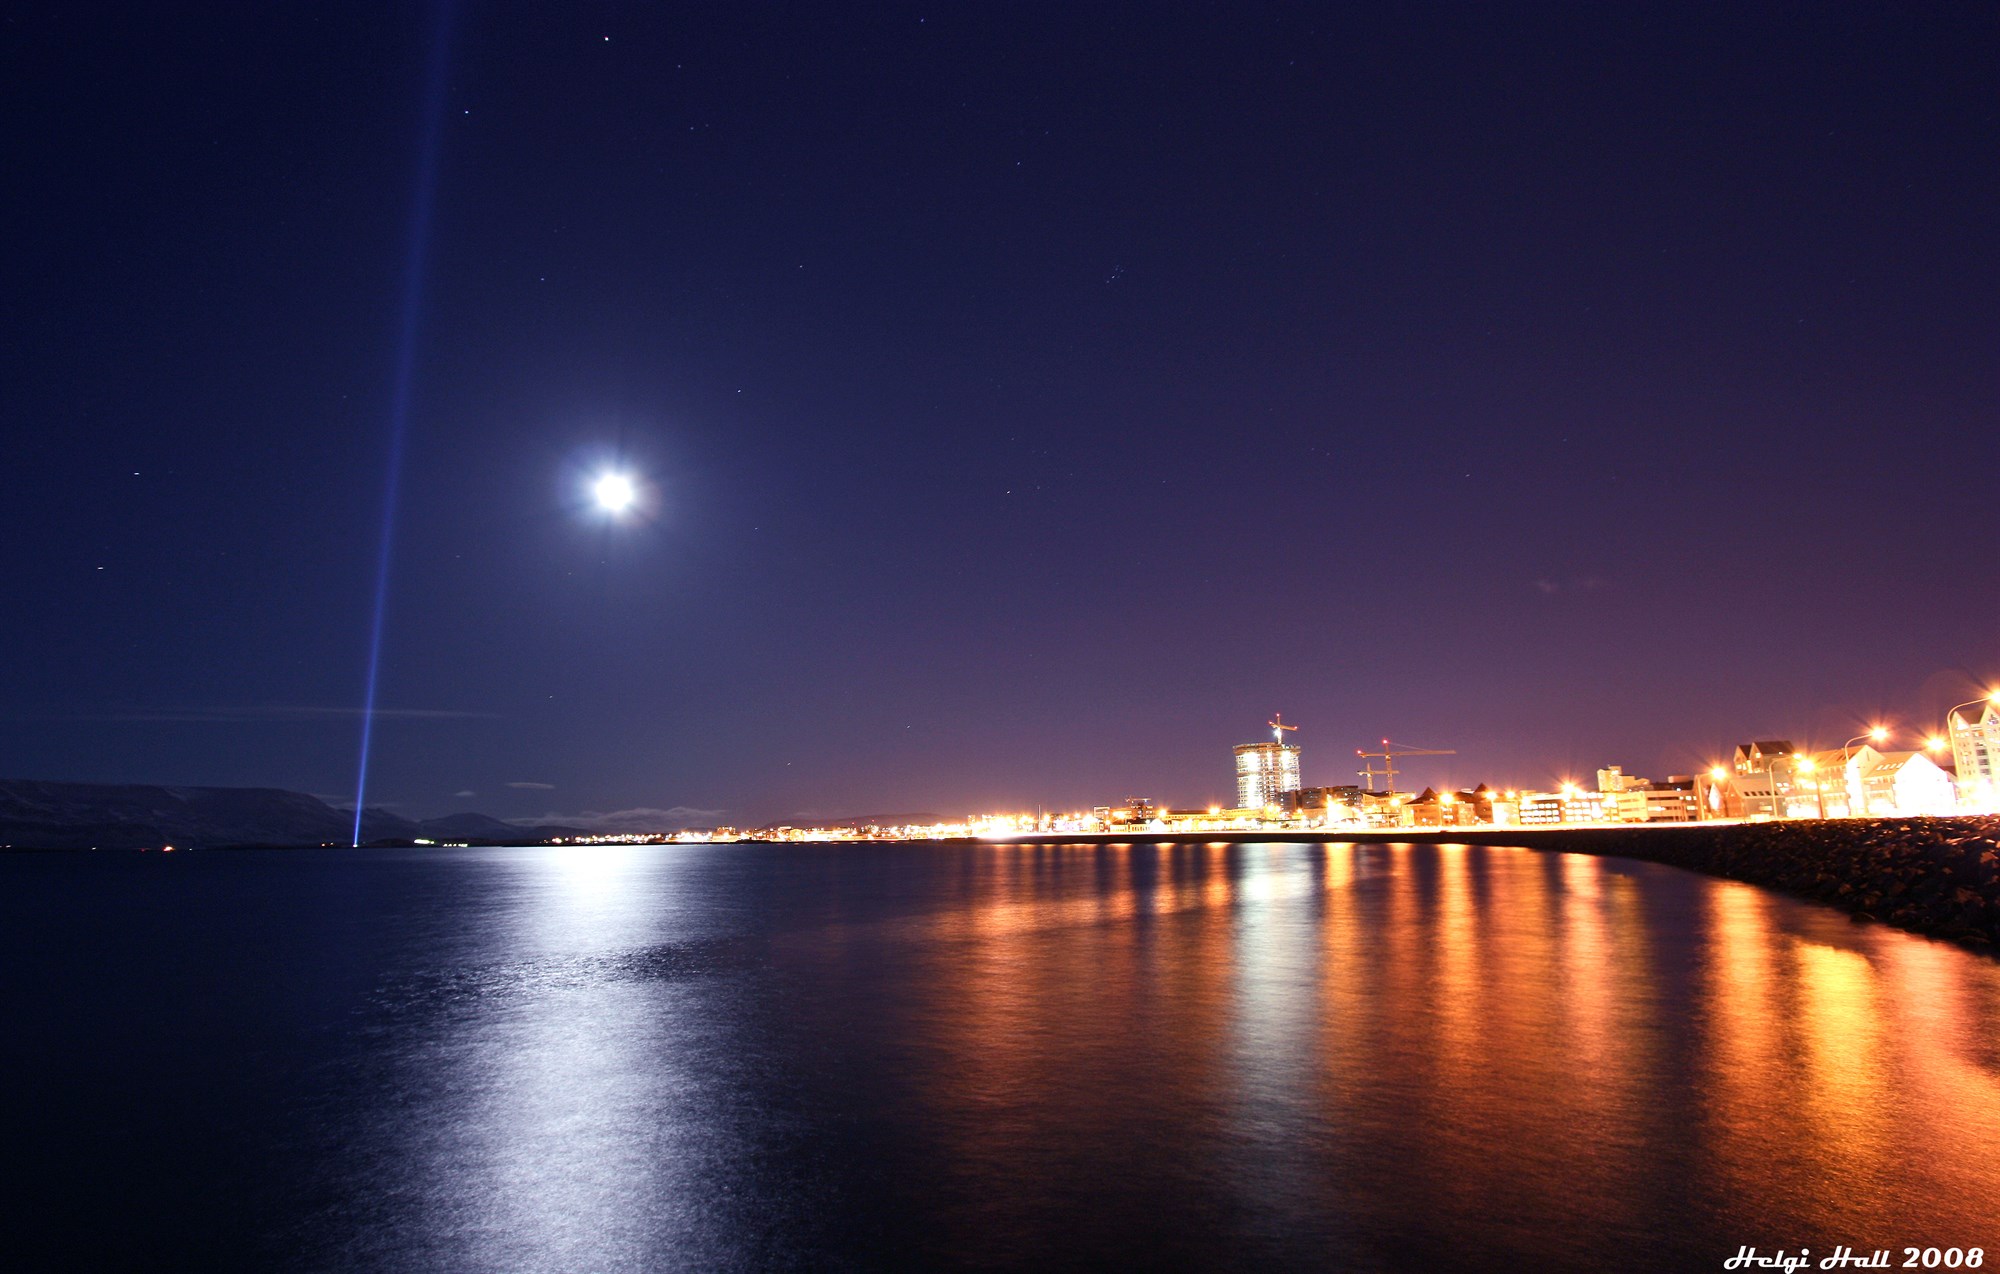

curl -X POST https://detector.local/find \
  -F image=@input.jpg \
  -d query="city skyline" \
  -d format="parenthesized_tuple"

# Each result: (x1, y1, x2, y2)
(415, 683, 2000, 835)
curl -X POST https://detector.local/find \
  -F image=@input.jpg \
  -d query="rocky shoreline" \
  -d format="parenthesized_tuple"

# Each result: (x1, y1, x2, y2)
(1466, 815, 2000, 950)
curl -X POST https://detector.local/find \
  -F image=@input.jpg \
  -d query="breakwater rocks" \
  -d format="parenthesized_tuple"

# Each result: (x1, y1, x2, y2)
(1487, 816, 2000, 950)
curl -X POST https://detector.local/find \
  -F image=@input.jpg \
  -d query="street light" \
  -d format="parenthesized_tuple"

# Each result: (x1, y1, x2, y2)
(1843, 726, 1890, 757)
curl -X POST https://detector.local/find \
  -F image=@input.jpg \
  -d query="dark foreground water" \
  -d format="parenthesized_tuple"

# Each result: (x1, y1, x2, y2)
(5, 842, 1999, 1271)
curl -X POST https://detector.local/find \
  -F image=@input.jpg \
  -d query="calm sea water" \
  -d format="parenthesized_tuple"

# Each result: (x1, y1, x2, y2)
(5, 841, 1998, 1271)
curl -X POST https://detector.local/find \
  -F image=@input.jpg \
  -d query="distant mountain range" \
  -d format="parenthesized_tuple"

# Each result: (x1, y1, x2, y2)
(0, 780, 580, 849)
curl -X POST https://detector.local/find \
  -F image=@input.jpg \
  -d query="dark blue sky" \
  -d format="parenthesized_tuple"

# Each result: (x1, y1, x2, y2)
(4, 3, 1995, 825)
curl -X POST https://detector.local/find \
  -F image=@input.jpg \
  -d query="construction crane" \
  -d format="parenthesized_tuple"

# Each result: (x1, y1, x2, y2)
(1356, 738, 1456, 795)
(1267, 714, 1299, 745)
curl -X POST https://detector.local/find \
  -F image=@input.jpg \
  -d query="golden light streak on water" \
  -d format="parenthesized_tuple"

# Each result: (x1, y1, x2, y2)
(1794, 941, 1889, 1186)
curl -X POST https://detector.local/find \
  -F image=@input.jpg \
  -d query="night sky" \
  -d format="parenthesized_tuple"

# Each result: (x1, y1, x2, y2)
(5, 3, 1995, 828)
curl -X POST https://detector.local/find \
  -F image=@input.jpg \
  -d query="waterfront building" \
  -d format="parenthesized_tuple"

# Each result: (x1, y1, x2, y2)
(1596, 767, 1695, 822)
(1234, 740, 1301, 810)
(1284, 784, 1365, 816)
(1699, 770, 1778, 819)
(1798, 747, 1860, 817)
(1606, 777, 1699, 823)
(1408, 788, 1483, 827)
(1728, 740, 1809, 817)
(1857, 750, 1957, 816)
(1105, 797, 1156, 825)
(1738, 771, 1784, 819)
(1406, 788, 1442, 826)
(1404, 787, 1489, 827)
(1519, 793, 1565, 825)
(1597, 766, 1644, 794)
(1511, 788, 1604, 824)
(1466, 784, 1498, 822)
(1949, 702, 2000, 812)
(1732, 740, 1795, 773)
(1357, 790, 1411, 827)
(1709, 741, 1954, 820)
(1562, 787, 1606, 822)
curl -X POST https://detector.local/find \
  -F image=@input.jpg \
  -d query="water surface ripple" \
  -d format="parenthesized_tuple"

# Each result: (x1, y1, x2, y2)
(5, 842, 1998, 1271)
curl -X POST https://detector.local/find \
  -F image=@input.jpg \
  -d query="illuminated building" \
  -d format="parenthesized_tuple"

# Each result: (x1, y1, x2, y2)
(1948, 701, 2000, 812)
(1596, 767, 1698, 822)
(1733, 740, 1795, 773)
(1728, 739, 1807, 818)
(1234, 741, 1301, 810)
(1864, 750, 1957, 815)
(1406, 787, 1485, 827)
(1519, 793, 1564, 825)
(1627, 779, 1698, 822)
(1285, 784, 1363, 814)
(1107, 797, 1157, 825)
(1596, 766, 1643, 794)
(1801, 746, 1870, 817)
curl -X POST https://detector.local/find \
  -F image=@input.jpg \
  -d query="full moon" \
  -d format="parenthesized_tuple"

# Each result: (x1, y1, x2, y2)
(592, 472, 637, 513)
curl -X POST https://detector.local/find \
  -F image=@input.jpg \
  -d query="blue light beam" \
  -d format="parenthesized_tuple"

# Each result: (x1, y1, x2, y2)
(352, 1, 455, 847)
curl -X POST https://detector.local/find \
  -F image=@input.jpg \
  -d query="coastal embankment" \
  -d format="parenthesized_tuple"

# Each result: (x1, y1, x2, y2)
(991, 816, 2000, 951)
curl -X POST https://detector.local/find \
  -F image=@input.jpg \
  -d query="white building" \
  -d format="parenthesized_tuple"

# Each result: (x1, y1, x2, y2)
(1870, 750, 1957, 816)
(1828, 745, 1874, 817)
(1948, 702, 2000, 813)
(1597, 767, 1698, 822)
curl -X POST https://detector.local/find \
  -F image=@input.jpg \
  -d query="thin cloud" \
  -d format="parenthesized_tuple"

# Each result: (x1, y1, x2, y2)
(1532, 576, 1611, 597)
(508, 781, 556, 790)
(17, 705, 501, 723)
(453, 790, 477, 798)
(521, 807, 725, 833)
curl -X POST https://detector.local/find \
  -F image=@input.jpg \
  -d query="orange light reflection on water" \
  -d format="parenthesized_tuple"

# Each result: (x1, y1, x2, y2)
(879, 840, 2000, 1268)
